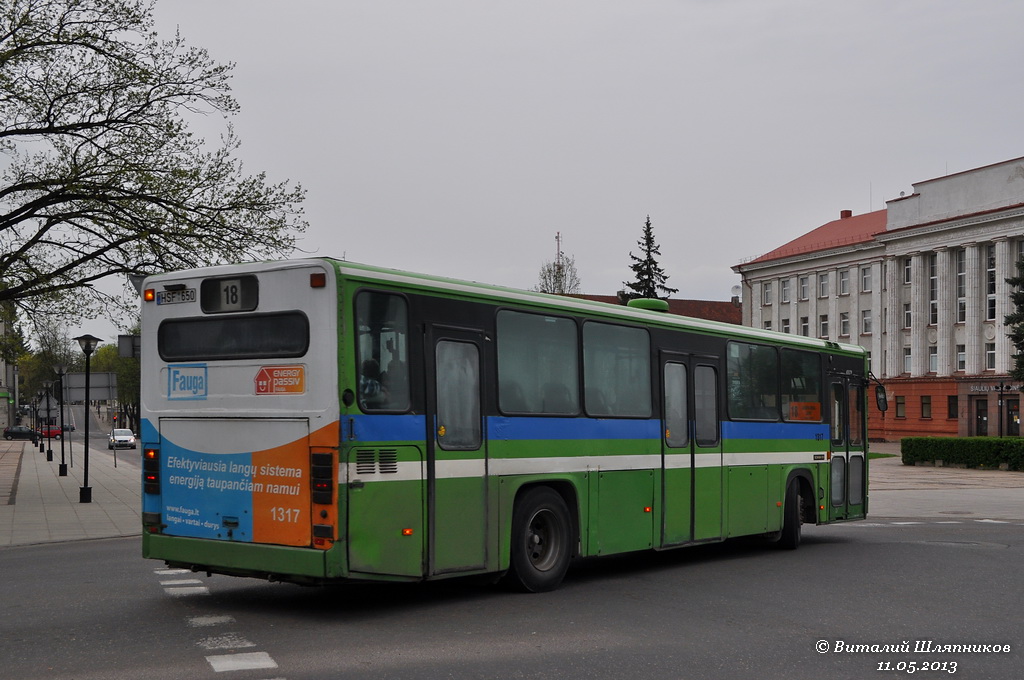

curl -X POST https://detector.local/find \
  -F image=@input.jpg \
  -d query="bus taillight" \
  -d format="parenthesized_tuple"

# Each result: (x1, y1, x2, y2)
(143, 447, 160, 494)
(311, 452, 334, 505)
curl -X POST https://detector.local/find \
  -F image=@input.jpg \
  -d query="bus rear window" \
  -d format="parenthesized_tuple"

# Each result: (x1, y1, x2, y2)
(158, 312, 310, 361)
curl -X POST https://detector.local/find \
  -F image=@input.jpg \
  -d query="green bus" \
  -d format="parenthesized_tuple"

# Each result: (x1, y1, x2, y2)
(140, 259, 877, 591)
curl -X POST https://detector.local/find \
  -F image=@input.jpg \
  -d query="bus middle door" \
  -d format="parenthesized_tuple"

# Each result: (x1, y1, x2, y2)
(426, 325, 489, 575)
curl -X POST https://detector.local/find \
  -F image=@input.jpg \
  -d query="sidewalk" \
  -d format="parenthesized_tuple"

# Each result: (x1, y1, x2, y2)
(867, 441, 1024, 520)
(0, 438, 141, 547)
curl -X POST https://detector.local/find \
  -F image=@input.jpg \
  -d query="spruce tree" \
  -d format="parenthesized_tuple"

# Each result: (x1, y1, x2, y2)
(622, 216, 678, 301)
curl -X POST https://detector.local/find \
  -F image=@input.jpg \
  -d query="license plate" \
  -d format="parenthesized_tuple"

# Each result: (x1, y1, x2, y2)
(156, 288, 197, 305)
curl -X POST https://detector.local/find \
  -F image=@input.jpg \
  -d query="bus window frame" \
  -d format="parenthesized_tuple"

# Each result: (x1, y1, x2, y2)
(581, 319, 653, 419)
(354, 289, 413, 414)
(725, 340, 781, 422)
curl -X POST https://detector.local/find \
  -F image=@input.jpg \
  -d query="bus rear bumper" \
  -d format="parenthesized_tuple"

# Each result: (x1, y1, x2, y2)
(143, 534, 329, 584)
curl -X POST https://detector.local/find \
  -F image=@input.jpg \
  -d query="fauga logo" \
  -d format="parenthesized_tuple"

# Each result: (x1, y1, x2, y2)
(168, 364, 208, 400)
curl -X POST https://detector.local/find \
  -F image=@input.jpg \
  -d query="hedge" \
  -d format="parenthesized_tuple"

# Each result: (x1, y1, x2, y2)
(900, 437, 1024, 471)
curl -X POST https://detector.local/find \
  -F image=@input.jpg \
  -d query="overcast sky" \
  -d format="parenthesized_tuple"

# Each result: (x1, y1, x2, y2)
(143, 0, 1024, 304)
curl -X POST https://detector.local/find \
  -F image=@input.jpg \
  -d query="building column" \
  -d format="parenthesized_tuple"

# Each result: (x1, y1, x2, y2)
(996, 238, 1012, 373)
(847, 268, 859, 344)
(871, 260, 884, 377)
(788, 275, 799, 335)
(884, 256, 900, 378)
(911, 252, 928, 376)
(828, 267, 839, 341)
(751, 280, 763, 329)
(965, 243, 983, 375)
(770, 277, 782, 331)
(936, 247, 954, 375)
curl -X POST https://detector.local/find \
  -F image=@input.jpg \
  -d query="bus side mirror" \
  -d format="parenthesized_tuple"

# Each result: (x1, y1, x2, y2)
(875, 385, 888, 413)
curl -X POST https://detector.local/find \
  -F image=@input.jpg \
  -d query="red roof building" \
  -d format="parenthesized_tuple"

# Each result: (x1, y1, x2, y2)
(733, 155, 1024, 441)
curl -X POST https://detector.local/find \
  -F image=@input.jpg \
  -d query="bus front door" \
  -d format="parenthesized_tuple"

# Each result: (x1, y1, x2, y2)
(829, 380, 867, 521)
(426, 326, 489, 575)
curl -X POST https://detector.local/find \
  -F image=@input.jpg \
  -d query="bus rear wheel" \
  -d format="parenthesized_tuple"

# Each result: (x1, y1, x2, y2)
(505, 487, 572, 593)
(778, 480, 803, 550)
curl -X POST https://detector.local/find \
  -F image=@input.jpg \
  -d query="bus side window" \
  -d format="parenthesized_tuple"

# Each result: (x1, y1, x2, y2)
(356, 291, 411, 412)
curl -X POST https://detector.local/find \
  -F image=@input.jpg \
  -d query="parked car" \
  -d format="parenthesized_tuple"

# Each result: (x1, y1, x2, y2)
(3, 426, 38, 442)
(36, 425, 62, 440)
(108, 429, 137, 450)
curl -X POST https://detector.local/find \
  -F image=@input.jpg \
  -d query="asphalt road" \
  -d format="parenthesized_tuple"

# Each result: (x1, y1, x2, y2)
(1, 518, 1021, 680)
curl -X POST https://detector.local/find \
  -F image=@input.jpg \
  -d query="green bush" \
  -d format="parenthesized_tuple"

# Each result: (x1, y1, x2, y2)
(901, 437, 1024, 471)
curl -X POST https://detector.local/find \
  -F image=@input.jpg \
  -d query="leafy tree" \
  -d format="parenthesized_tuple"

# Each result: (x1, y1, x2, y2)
(0, 295, 28, 363)
(622, 215, 678, 301)
(0, 0, 306, 325)
(535, 253, 582, 295)
(91, 341, 138, 430)
(1005, 256, 1024, 384)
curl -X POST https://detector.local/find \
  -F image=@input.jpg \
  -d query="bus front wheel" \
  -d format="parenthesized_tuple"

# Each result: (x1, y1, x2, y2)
(506, 487, 572, 593)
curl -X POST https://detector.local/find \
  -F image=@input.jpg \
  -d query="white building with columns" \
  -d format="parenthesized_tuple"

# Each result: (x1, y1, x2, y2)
(734, 156, 1024, 440)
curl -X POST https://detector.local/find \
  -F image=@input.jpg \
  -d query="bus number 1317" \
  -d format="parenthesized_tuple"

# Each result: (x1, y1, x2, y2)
(270, 507, 301, 523)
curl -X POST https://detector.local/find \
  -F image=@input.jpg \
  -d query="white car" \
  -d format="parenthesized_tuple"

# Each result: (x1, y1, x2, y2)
(108, 428, 137, 450)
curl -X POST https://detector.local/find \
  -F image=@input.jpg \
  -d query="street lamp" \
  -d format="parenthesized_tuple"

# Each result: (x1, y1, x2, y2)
(53, 365, 68, 476)
(36, 389, 44, 453)
(41, 380, 53, 461)
(74, 334, 102, 504)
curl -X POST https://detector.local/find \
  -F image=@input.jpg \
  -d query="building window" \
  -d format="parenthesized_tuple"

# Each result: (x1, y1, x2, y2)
(947, 395, 958, 419)
(861, 266, 872, 292)
(780, 279, 790, 303)
(839, 269, 850, 295)
(839, 312, 850, 337)
(799, 276, 809, 300)
(781, 318, 790, 334)
(955, 249, 967, 323)
(895, 395, 906, 418)
(903, 303, 912, 328)
(762, 281, 773, 305)
(921, 395, 932, 419)
(819, 314, 829, 338)
(987, 244, 997, 321)
(956, 344, 966, 371)
(986, 342, 996, 370)
(928, 346, 937, 373)
(800, 316, 809, 337)
(903, 257, 912, 284)
(763, 320, 772, 331)
(861, 309, 872, 335)
(819, 273, 829, 298)
(903, 347, 912, 373)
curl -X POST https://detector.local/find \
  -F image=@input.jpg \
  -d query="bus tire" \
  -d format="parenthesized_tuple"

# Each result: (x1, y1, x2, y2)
(506, 486, 572, 593)
(778, 481, 802, 550)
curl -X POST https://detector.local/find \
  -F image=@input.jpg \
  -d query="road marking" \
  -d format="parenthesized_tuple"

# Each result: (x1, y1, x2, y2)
(165, 586, 210, 597)
(892, 521, 924, 525)
(206, 652, 279, 672)
(975, 518, 1009, 523)
(198, 633, 257, 650)
(155, 568, 191, 575)
(161, 579, 204, 586)
(188, 615, 236, 628)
